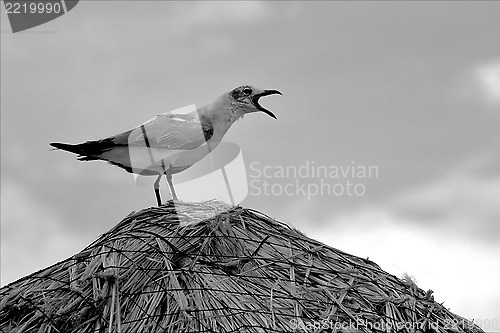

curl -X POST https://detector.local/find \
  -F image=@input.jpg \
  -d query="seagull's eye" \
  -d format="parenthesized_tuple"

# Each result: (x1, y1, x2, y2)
(242, 88, 252, 95)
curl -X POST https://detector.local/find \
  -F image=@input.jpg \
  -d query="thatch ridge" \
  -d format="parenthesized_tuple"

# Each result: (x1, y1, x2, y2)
(0, 200, 483, 332)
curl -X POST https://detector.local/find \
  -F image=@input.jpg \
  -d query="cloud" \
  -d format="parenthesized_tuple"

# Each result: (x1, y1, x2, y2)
(390, 153, 500, 239)
(302, 207, 500, 329)
(191, 1, 269, 25)
(160, 2, 272, 54)
(453, 59, 500, 110)
(1, 181, 87, 286)
(300, 153, 500, 328)
(474, 60, 500, 107)
(169, 1, 270, 33)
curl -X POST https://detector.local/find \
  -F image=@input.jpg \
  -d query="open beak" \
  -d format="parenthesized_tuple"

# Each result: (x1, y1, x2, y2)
(251, 89, 282, 119)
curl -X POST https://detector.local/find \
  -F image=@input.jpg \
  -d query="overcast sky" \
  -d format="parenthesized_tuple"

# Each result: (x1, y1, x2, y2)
(1, 2, 500, 330)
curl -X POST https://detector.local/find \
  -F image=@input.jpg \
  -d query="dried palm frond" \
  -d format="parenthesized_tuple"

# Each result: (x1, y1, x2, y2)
(0, 200, 483, 333)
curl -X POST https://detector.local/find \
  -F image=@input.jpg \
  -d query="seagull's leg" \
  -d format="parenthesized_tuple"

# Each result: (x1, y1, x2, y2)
(153, 174, 162, 206)
(165, 173, 178, 201)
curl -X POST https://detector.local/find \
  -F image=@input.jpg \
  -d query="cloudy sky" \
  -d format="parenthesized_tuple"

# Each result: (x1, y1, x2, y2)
(1, 2, 499, 330)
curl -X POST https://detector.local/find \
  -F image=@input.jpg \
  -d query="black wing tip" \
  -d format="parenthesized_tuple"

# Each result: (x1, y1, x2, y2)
(49, 142, 87, 155)
(49, 142, 64, 149)
(49, 142, 77, 152)
(49, 139, 117, 156)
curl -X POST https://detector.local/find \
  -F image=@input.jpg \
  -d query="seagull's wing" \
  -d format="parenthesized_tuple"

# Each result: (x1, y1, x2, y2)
(112, 112, 214, 151)
(50, 111, 214, 169)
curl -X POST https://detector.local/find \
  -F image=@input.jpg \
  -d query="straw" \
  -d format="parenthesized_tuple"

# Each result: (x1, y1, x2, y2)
(0, 200, 484, 332)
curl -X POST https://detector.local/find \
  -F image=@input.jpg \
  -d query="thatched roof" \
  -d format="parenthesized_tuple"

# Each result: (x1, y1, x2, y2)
(1, 200, 483, 333)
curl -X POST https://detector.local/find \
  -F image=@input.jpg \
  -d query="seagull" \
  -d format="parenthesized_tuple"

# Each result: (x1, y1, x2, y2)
(50, 85, 281, 206)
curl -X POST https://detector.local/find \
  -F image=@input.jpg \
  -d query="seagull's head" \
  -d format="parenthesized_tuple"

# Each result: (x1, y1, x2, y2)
(228, 85, 282, 119)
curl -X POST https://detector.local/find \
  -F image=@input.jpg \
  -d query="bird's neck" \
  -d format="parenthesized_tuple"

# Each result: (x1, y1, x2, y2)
(198, 95, 245, 136)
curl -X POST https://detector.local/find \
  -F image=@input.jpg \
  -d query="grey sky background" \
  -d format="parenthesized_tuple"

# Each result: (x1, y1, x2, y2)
(1, 2, 500, 329)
